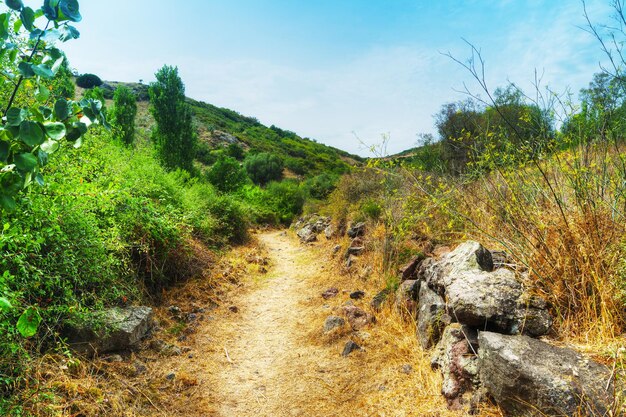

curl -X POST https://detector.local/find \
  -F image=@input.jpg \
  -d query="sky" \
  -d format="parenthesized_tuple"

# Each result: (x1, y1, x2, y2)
(58, 0, 613, 156)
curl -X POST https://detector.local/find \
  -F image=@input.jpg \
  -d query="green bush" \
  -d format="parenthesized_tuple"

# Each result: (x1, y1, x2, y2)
(226, 143, 245, 160)
(265, 180, 305, 224)
(304, 173, 338, 199)
(361, 199, 383, 220)
(206, 156, 248, 193)
(111, 86, 138, 146)
(76, 73, 103, 89)
(244, 152, 284, 185)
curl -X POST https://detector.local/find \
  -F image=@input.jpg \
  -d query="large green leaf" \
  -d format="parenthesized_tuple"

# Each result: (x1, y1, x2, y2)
(32, 64, 54, 79)
(18, 61, 35, 78)
(0, 13, 9, 40)
(59, 0, 81, 22)
(16, 307, 41, 338)
(13, 152, 37, 171)
(42, 0, 58, 20)
(40, 139, 59, 153)
(44, 122, 65, 140)
(19, 6, 35, 31)
(6, 107, 26, 126)
(54, 99, 70, 120)
(19, 121, 44, 146)
(0, 297, 12, 312)
(5, 0, 23, 11)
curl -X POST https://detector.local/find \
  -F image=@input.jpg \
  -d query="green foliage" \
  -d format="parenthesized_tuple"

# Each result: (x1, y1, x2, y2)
(149, 65, 196, 171)
(75, 73, 102, 89)
(303, 173, 338, 199)
(83, 86, 106, 114)
(206, 156, 248, 193)
(110, 86, 137, 146)
(226, 142, 245, 160)
(0, 0, 105, 212)
(265, 180, 305, 224)
(244, 152, 284, 185)
(361, 199, 382, 220)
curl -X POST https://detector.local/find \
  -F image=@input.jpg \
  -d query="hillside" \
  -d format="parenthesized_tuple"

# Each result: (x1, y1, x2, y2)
(98, 81, 363, 177)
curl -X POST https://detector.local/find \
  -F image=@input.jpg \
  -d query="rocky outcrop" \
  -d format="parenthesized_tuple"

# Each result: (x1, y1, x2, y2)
(420, 241, 551, 337)
(478, 332, 615, 416)
(347, 222, 366, 239)
(294, 215, 331, 243)
(391, 240, 616, 415)
(431, 324, 480, 410)
(395, 279, 419, 317)
(416, 284, 447, 349)
(66, 306, 153, 355)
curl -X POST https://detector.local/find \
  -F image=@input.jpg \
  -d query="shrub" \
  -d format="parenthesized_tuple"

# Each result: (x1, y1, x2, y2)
(149, 65, 196, 171)
(244, 152, 284, 185)
(206, 156, 248, 193)
(226, 143, 245, 160)
(304, 173, 338, 199)
(265, 180, 305, 224)
(110, 86, 138, 146)
(76, 73, 103, 89)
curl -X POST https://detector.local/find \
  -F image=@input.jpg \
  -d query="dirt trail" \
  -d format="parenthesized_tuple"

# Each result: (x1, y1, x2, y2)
(210, 231, 346, 416)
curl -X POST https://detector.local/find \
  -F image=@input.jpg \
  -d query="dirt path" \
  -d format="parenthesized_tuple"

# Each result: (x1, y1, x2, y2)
(212, 231, 341, 416)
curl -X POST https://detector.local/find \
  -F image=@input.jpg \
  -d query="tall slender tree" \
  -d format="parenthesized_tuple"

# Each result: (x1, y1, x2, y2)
(111, 86, 137, 146)
(149, 65, 196, 171)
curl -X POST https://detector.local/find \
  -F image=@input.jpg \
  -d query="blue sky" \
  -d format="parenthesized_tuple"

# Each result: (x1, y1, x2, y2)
(60, 0, 612, 155)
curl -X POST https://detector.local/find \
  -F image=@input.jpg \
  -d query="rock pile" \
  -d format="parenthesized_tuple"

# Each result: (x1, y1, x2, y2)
(393, 241, 615, 415)
(293, 215, 332, 243)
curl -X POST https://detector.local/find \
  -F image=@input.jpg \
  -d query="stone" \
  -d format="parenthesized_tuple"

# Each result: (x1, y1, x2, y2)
(341, 340, 362, 357)
(370, 288, 391, 311)
(228, 306, 239, 313)
(324, 225, 335, 240)
(323, 316, 346, 333)
(350, 290, 365, 300)
(165, 373, 176, 381)
(421, 241, 552, 336)
(431, 324, 480, 411)
(322, 287, 339, 299)
(150, 339, 182, 356)
(332, 245, 341, 254)
(297, 224, 318, 243)
(346, 246, 365, 256)
(395, 279, 420, 317)
(346, 255, 356, 268)
(103, 354, 123, 363)
(401, 364, 413, 374)
(133, 360, 147, 376)
(416, 284, 448, 349)
(478, 332, 615, 417)
(399, 254, 425, 281)
(65, 306, 153, 355)
(342, 306, 375, 330)
(347, 222, 366, 239)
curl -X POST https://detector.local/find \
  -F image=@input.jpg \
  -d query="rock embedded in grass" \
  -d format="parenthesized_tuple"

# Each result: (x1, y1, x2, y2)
(341, 340, 362, 357)
(478, 332, 615, 416)
(323, 316, 345, 333)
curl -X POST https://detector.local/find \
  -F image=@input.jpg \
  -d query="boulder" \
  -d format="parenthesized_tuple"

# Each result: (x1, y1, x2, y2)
(342, 340, 362, 357)
(342, 306, 375, 330)
(395, 280, 420, 317)
(346, 246, 365, 256)
(370, 288, 391, 311)
(431, 324, 480, 410)
(421, 241, 551, 336)
(297, 224, 318, 243)
(347, 222, 366, 239)
(478, 332, 615, 416)
(66, 306, 153, 355)
(416, 284, 448, 349)
(323, 316, 346, 333)
(324, 225, 335, 240)
(350, 290, 365, 300)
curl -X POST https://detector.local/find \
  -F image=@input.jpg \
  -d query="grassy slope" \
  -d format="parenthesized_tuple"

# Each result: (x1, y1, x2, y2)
(100, 81, 364, 177)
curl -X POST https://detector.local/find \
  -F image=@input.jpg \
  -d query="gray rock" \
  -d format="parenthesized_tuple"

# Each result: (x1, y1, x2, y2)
(342, 340, 362, 357)
(370, 288, 391, 311)
(332, 244, 341, 254)
(66, 306, 153, 355)
(324, 225, 335, 240)
(395, 279, 420, 317)
(347, 222, 366, 238)
(297, 224, 318, 243)
(431, 324, 480, 411)
(478, 332, 615, 417)
(416, 284, 448, 349)
(324, 316, 346, 333)
(346, 255, 356, 268)
(422, 241, 552, 336)
(165, 372, 176, 381)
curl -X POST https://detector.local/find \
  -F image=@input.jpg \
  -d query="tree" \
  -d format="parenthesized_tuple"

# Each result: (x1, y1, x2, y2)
(244, 152, 284, 185)
(110, 86, 137, 146)
(76, 73, 102, 88)
(149, 65, 196, 171)
(206, 156, 248, 192)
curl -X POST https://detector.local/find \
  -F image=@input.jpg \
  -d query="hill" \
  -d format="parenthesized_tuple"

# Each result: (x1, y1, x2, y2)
(97, 80, 364, 177)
